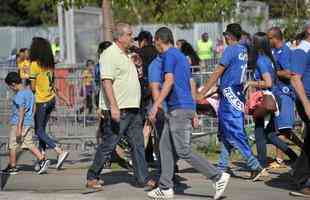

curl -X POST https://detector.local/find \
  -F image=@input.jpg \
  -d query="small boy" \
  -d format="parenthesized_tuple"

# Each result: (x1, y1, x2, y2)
(3, 72, 50, 175)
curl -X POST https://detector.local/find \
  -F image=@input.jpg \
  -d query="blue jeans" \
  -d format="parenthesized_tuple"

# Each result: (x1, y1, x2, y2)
(87, 109, 150, 185)
(35, 98, 57, 150)
(254, 117, 290, 167)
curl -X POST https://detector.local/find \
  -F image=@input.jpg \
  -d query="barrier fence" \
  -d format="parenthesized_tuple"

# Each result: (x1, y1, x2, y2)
(0, 59, 257, 155)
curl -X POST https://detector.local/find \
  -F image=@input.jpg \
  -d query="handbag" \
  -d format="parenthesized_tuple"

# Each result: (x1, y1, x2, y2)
(247, 90, 277, 119)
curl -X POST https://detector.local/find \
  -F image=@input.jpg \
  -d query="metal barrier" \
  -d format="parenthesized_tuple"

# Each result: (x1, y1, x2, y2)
(0, 59, 256, 154)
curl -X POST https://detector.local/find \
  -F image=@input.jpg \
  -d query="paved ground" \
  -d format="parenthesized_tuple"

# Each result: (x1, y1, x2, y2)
(0, 151, 306, 200)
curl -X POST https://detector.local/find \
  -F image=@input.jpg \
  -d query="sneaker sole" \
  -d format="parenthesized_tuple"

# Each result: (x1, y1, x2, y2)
(2, 172, 18, 175)
(147, 195, 174, 199)
(147, 191, 174, 199)
(214, 173, 230, 200)
(38, 160, 50, 175)
(253, 168, 267, 182)
(56, 152, 69, 169)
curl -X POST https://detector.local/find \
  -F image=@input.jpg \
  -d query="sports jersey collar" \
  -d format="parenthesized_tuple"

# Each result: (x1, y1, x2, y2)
(295, 40, 310, 52)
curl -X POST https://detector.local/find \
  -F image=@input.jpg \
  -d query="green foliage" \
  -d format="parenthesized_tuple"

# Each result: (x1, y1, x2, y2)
(258, 0, 309, 39)
(113, 0, 235, 25)
(1, 0, 235, 26)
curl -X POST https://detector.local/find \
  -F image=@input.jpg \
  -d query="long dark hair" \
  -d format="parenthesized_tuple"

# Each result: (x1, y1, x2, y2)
(180, 41, 200, 66)
(29, 37, 55, 69)
(253, 32, 276, 69)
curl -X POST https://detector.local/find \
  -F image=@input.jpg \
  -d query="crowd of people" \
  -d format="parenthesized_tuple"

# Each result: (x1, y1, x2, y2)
(2, 20, 310, 200)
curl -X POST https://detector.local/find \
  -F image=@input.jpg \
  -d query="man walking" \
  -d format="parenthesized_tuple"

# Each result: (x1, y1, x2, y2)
(147, 27, 230, 200)
(197, 23, 266, 181)
(86, 23, 155, 189)
(290, 21, 310, 195)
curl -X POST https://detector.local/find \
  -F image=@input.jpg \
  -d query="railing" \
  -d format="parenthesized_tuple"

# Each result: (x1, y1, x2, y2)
(0, 59, 256, 154)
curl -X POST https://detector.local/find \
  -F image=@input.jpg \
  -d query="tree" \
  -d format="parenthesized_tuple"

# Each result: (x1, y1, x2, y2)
(102, 0, 114, 41)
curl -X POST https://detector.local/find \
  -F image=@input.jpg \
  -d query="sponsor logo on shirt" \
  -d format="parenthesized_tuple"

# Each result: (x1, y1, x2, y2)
(223, 87, 244, 112)
(282, 86, 290, 94)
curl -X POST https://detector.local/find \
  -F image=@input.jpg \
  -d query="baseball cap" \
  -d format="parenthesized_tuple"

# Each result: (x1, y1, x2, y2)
(223, 23, 242, 39)
(134, 30, 153, 42)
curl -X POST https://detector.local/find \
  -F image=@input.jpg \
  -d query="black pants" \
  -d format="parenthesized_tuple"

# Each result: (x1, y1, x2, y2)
(291, 99, 310, 186)
(87, 109, 150, 184)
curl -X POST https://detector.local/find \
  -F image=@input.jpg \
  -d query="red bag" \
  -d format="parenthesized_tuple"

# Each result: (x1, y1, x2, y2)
(246, 91, 277, 120)
(246, 91, 263, 115)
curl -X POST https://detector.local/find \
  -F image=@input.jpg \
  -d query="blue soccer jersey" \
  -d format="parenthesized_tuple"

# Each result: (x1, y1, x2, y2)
(272, 44, 294, 96)
(219, 44, 248, 90)
(254, 54, 275, 82)
(291, 40, 310, 98)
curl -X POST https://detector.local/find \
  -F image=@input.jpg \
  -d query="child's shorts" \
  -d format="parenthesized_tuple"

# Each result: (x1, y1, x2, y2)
(9, 125, 35, 150)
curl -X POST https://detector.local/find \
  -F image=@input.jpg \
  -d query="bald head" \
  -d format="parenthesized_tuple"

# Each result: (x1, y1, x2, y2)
(267, 27, 284, 48)
(268, 27, 283, 40)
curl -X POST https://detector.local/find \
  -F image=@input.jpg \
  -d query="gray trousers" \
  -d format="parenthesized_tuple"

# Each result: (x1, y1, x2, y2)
(159, 109, 221, 189)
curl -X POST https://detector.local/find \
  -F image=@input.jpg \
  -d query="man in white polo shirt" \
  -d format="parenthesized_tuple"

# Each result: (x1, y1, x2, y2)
(86, 23, 156, 189)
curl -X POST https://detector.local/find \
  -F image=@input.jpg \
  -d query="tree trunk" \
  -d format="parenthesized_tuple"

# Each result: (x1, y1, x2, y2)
(102, 0, 114, 41)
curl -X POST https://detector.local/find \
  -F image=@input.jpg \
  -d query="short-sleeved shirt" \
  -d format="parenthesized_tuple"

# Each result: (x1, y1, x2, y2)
(99, 43, 141, 110)
(148, 56, 167, 111)
(17, 59, 30, 79)
(219, 44, 248, 90)
(272, 44, 294, 95)
(30, 61, 55, 103)
(162, 48, 195, 110)
(254, 54, 275, 91)
(10, 88, 35, 127)
(291, 40, 310, 98)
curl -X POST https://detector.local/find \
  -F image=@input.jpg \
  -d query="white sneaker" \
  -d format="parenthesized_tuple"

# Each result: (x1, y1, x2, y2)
(56, 151, 69, 169)
(147, 187, 174, 199)
(38, 159, 50, 175)
(213, 172, 230, 200)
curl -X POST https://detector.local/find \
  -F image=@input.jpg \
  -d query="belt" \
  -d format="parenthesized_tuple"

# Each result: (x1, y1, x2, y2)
(102, 108, 140, 116)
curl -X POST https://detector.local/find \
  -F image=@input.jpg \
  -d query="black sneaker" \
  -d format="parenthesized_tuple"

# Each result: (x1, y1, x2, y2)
(38, 159, 50, 175)
(2, 166, 19, 175)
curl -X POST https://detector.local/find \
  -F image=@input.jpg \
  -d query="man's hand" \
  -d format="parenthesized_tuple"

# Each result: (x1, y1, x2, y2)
(192, 114, 200, 129)
(111, 105, 120, 122)
(148, 104, 159, 123)
(196, 91, 205, 101)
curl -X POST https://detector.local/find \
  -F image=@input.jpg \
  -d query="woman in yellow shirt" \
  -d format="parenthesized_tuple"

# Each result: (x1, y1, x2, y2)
(29, 37, 70, 170)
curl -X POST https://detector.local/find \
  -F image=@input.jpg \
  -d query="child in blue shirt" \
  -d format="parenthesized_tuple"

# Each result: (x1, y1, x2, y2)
(3, 72, 50, 175)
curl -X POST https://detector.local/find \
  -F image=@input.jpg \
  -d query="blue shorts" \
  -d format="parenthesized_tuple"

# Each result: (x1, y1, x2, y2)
(275, 94, 295, 130)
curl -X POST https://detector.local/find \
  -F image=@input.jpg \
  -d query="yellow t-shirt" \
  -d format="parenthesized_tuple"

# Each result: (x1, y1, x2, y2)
(30, 61, 55, 103)
(17, 60, 30, 79)
(82, 69, 93, 86)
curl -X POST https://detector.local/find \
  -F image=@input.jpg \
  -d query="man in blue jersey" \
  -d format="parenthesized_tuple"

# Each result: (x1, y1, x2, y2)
(147, 27, 230, 200)
(267, 27, 303, 166)
(197, 23, 266, 180)
(289, 22, 310, 195)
